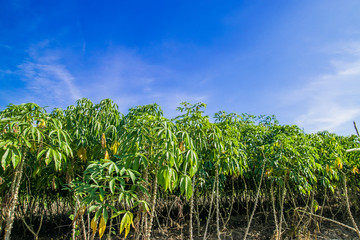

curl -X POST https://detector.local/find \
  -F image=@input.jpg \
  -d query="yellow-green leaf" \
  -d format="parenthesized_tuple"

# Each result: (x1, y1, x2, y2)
(120, 211, 133, 239)
(99, 216, 106, 239)
(90, 216, 97, 236)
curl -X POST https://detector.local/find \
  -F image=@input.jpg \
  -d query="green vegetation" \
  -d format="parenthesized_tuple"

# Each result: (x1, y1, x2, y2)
(1, 98, 360, 239)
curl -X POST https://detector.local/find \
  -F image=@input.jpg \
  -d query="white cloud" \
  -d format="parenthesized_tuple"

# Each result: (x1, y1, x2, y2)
(19, 62, 81, 101)
(7, 41, 209, 113)
(285, 44, 360, 134)
(77, 47, 210, 114)
(15, 42, 81, 107)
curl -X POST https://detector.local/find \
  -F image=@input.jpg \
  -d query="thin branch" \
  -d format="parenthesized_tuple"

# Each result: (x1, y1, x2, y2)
(243, 155, 266, 240)
(295, 209, 356, 232)
(354, 121, 360, 137)
(343, 175, 360, 238)
(346, 148, 360, 152)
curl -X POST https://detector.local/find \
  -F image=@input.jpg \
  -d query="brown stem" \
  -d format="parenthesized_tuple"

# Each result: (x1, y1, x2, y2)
(196, 194, 201, 236)
(145, 169, 158, 240)
(271, 182, 279, 239)
(72, 197, 80, 240)
(296, 209, 357, 232)
(343, 175, 360, 238)
(223, 176, 235, 230)
(353, 121, 360, 137)
(203, 175, 217, 240)
(107, 206, 113, 240)
(278, 185, 286, 240)
(189, 176, 195, 240)
(18, 209, 44, 240)
(81, 212, 87, 240)
(243, 157, 266, 240)
(4, 154, 25, 240)
(216, 167, 220, 240)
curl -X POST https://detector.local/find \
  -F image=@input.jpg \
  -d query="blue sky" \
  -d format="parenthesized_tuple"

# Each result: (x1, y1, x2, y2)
(1, 0, 360, 135)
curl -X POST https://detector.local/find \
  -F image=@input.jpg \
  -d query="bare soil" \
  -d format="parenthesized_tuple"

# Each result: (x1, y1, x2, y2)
(10, 213, 359, 239)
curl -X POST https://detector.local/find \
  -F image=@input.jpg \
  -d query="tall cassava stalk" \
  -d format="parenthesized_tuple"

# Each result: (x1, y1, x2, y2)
(136, 167, 149, 240)
(243, 156, 266, 240)
(278, 185, 286, 240)
(3, 153, 25, 240)
(308, 190, 315, 228)
(223, 176, 235, 229)
(242, 177, 250, 222)
(87, 212, 91, 240)
(145, 168, 158, 240)
(72, 197, 80, 240)
(271, 182, 279, 239)
(189, 176, 195, 240)
(343, 175, 360, 239)
(196, 195, 201, 236)
(81, 212, 87, 240)
(319, 188, 327, 228)
(107, 205, 114, 240)
(216, 167, 220, 240)
(203, 175, 217, 240)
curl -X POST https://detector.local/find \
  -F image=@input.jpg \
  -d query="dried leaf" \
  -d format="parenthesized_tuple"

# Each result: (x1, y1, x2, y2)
(91, 216, 97, 236)
(104, 151, 110, 160)
(101, 133, 106, 148)
(99, 216, 106, 239)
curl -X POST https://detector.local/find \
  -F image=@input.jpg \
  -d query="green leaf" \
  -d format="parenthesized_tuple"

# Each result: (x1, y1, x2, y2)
(88, 205, 98, 213)
(109, 179, 115, 194)
(111, 210, 126, 219)
(95, 207, 102, 221)
(102, 207, 108, 223)
(11, 150, 16, 168)
(128, 170, 136, 183)
(313, 200, 319, 213)
(180, 175, 193, 200)
(1, 148, 10, 169)
(99, 188, 105, 202)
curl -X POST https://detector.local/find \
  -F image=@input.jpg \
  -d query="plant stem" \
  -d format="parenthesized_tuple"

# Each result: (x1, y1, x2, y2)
(243, 157, 266, 240)
(203, 175, 217, 240)
(271, 182, 279, 239)
(216, 167, 220, 240)
(4, 155, 25, 240)
(189, 176, 195, 240)
(343, 175, 360, 239)
(278, 185, 286, 240)
(145, 170, 158, 240)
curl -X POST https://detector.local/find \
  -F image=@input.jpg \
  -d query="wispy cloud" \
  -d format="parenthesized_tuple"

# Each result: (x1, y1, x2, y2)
(76, 47, 210, 115)
(16, 42, 81, 107)
(0, 43, 11, 49)
(5, 41, 209, 113)
(19, 62, 81, 101)
(284, 42, 360, 134)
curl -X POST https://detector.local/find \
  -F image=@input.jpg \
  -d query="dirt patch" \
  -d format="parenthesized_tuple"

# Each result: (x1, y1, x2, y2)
(10, 213, 359, 239)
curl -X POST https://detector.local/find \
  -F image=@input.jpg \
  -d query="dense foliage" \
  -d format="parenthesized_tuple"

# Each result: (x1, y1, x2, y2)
(1, 98, 360, 239)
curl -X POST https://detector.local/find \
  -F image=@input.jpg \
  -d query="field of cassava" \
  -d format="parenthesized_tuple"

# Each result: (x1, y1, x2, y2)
(1, 98, 360, 240)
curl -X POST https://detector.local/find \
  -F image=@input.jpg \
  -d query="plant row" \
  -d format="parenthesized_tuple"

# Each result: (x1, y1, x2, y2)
(1, 98, 360, 239)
